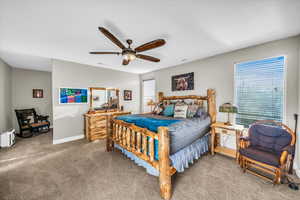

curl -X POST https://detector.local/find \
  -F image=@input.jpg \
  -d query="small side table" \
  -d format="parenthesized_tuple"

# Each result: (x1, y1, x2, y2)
(210, 122, 244, 161)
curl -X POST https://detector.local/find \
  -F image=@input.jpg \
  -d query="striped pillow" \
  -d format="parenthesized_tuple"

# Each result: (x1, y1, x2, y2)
(187, 104, 199, 118)
(174, 105, 188, 118)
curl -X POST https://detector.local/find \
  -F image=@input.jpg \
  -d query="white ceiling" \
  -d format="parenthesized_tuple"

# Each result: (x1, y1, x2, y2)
(0, 0, 300, 74)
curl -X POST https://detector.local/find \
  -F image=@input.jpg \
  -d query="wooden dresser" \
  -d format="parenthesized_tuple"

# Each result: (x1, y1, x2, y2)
(84, 111, 131, 141)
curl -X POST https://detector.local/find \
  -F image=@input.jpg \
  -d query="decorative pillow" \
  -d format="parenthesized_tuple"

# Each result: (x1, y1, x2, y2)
(153, 103, 163, 115)
(187, 104, 199, 118)
(195, 107, 208, 119)
(175, 100, 186, 106)
(27, 115, 34, 124)
(164, 100, 171, 105)
(163, 104, 175, 116)
(174, 105, 188, 118)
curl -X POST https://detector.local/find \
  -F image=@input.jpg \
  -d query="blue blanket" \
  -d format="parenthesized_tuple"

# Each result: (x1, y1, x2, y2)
(116, 114, 181, 160)
(116, 114, 180, 132)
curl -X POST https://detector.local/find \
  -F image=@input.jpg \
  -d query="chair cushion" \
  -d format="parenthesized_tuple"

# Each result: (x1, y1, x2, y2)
(30, 121, 49, 128)
(239, 146, 280, 167)
(249, 124, 291, 152)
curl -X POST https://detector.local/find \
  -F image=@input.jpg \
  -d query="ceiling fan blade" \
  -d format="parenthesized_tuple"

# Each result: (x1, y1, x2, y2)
(98, 27, 126, 49)
(135, 39, 165, 53)
(122, 59, 130, 65)
(90, 51, 120, 55)
(136, 54, 160, 62)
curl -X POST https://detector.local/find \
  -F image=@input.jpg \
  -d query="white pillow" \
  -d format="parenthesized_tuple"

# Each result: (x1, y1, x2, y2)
(27, 115, 34, 124)
(174, 105, 188, 118)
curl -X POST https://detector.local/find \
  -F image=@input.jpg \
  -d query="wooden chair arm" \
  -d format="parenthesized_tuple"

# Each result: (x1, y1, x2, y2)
(282, 145, 295, 155)
(239, 138, 250, 149)
(239, 136, 250, 149)
(280, 151, 289, 166)
(280, 145, 295, 167)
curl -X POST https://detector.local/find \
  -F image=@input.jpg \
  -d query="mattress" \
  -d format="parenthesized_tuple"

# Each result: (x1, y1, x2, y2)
(116, 114, 211, 155)
(168, 117, 211, 153)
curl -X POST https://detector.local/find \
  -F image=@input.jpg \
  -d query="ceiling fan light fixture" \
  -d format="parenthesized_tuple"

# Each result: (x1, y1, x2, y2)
(123, 52, 136, 61)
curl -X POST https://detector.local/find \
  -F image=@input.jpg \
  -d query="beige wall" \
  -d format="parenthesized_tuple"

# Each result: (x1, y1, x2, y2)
(11, 68, 53, 132)
(141, 35, 300, 129)
(52, 59, 140, 142)
(296, 40, 300, 177)
(0, 58, 12, 132)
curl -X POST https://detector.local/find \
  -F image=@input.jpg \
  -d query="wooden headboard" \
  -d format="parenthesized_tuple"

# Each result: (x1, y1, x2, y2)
(157, 89, 217, 123)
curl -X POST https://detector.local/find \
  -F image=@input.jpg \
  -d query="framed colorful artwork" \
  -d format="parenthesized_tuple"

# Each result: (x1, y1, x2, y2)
(123, 90, 132, 101)
(33, 89, 43, 98)
(171, 72, 194, 91)
(59, 88, 88, 104)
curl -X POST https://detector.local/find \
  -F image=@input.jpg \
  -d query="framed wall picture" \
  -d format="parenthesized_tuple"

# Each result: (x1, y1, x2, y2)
(33, 89, 43, 98)
(123, 90, 132, 101)
(171, 72, 194, 91)
(59, 88, 88, 104)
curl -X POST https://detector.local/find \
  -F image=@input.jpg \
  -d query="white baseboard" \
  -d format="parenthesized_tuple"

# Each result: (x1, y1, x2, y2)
(295, 169, 300, 178)
(53, 134, 84, 145)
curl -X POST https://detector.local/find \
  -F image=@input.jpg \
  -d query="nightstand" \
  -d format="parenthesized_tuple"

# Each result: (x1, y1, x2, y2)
(210, 122, 244, 161)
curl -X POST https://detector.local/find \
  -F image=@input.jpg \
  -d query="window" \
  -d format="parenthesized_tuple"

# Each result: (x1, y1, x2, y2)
(143, 79, 156, 113)
(234, 56, 285, 127)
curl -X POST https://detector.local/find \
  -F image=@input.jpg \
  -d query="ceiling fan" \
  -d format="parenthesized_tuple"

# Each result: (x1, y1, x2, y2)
(90, 27, 166, 65)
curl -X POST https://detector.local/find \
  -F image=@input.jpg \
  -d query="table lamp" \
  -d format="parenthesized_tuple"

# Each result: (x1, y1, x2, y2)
(219, 103, 238, 126)
(147, 99, 156, 112)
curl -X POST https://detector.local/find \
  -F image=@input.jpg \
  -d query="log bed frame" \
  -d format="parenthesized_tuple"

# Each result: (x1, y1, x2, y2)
(106, 89, 217, 200)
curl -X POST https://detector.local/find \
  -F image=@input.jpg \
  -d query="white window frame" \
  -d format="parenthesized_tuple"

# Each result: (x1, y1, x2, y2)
(233, 55, 287, 126)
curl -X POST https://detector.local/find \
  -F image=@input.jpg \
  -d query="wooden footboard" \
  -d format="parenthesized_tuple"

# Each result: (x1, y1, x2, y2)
(106, 119, 174, 200)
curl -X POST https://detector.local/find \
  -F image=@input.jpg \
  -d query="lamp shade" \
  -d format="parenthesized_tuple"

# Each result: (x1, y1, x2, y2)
(147, 99, 155, 106)
(219, 103, 238, 113)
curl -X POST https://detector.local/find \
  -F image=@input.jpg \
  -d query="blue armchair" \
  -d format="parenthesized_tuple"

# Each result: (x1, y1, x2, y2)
(239, 120, 296, 184)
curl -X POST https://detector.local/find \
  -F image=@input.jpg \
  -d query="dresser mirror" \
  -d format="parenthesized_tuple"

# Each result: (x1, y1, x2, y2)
(89, 87, 119, 111)
(107, 88, 119, 109)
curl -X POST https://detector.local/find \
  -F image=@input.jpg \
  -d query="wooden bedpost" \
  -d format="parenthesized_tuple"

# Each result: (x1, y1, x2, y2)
(106, 116, 114, 152)
(158, 126, 171, 200)
(207, 89, 217, 124)
(158, 92, 164, 103)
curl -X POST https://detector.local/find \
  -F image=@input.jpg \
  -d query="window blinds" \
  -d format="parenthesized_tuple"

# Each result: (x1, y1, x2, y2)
(235, 56, 285, 127)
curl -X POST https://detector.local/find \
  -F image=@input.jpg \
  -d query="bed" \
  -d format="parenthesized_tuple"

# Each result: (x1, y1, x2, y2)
(106, 89, 216, 200)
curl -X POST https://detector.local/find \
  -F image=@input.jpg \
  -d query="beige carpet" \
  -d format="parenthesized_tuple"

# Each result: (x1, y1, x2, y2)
(0, 130, 299, 200)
